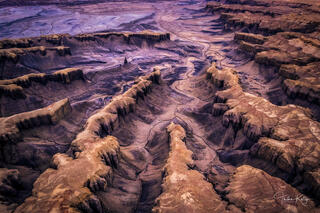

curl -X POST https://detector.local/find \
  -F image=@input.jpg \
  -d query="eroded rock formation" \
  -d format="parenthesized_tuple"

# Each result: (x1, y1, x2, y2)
(0, 68, 83, 98)
(13, 69, 161, 212)
(0, 46, 71, 63)
(207, 0, 320, 34)
(15, 136, 119, 213)
(0, 98, 71, 143)
(153, 123, 227, 213)
(207, 62, 320, 200)
(74, 31, 170, 43)
(226, 165, 317, 212)
(208, 0, 320, 106)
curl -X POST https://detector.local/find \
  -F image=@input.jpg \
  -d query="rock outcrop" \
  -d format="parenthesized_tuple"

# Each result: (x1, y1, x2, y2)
(13, 69, 161, 212)
(234, 32, 320, 104)
(233, 31, 320, 66)
(207, 0, 320, 34)
(0, 84, 25, 99)
(279, 63, 320, 104)
(0, 38, 33, 49)
(207, 0, 320, 105)
(14, 136, 119, 213)
(0, 31, 170, 74)
(0, 68, 83, 98)
(207, 63, 320, 199)
(74, 31, 170, 43)
(153, 123, 227, 213)
(71, 68, 160, 154)
(0, 34, 68, 49)
(226, 165, 317, 212)
(0, 46, 71, 63)
(0, 98, 71, 144)
(0, 31, 170, 56)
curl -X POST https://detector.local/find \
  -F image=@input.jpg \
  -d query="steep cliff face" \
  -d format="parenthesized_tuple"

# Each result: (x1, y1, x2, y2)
(153, 123, 227, 213)
(0, 25, 171, 212)
(15, 136, 119, 213)
(0, 68, 84, 98)
(207, 62, 320, 201)
(207, 0, 320, 34)
(0, 98, 71, 143)
(208, 0, 320, 108)
(0, 32, 170, 78)
(5, 70, 161, 213)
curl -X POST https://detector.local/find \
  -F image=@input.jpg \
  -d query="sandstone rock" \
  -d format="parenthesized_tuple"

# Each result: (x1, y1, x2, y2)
(234, 31, 320, 104)
(125, 30, 170, 43)
(71, 69, 161, 151)
(14, 136, 119, 213)
(207, 1, 300, 16)
(208, 1, 320, 34)
(226, 165, 317, 212)
(207, 63, 320, 196)
(279, 63, 320, 104)
(38, 34, 69, 45)
(0, 46, 71, 64)
(0, 203, 17, 213)
(0, 73, 46, 87)
(74, 31, 170, 44)
(14, 70, 162, 212)
(0, 84, 25, 99)
(234, 32, 266, 45)
(238, 41, 260, 55)
(0, 31, 167, 67)
(0, 38, 33, 49)
(52, 68, 84, 83)
(212, 103, 229, 116)
(234, 32, 267, 55)
(237, 32, 320, 67)
(206, 63, 239, 89)
(279, 64, 301, 80)
(250, 137, 296, 173)
(0, 98, 71, 143)
(0, 31, 169, 51)
(0, 68, 83, 98)
(153, 123, 227, 213)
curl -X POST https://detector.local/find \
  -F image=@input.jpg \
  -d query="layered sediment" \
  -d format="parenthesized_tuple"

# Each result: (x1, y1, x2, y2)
(237, 32, 320, 104)
(226, 165, 317, 212)
(0, 98, 71, 144)
(208, 0, 320, 108)
(0, 32, 170, 50)
(74, 31, 170, 43)
(153, 123, 226, 213)
(207, 0, 320, 34)
(15, 136, 119, 213)
(0, 46, 71, 63)
(207, 63, 320, 200)
(0, 68, 83, 98)
(13, 69, 161, 212)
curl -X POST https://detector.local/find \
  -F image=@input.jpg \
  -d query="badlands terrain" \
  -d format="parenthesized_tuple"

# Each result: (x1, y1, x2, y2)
(0, 0, 319, 212)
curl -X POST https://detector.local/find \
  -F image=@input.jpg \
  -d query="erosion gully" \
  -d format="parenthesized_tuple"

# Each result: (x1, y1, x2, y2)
(98, 0, 271, 212)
